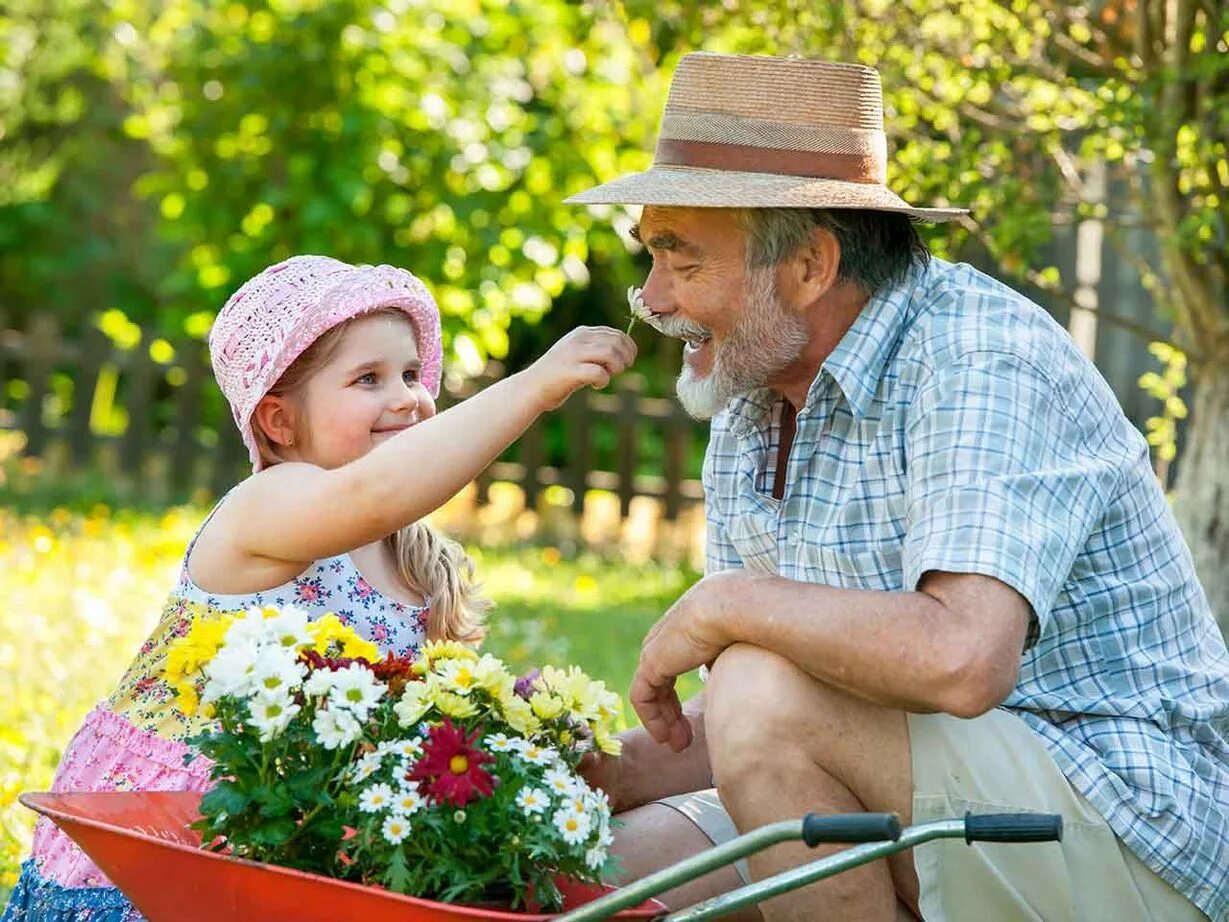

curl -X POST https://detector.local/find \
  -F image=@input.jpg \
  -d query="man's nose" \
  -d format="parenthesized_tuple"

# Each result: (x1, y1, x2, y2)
(641, 265, 676, 317)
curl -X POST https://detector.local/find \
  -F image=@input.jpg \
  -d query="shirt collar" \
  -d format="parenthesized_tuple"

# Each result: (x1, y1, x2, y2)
(816, 258, 929, 418)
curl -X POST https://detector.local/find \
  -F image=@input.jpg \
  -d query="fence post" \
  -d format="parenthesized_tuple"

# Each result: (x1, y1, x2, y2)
(67, 324, 110, 467)
(616, 376, 642, 518)
(19, 314, 58, 458)
(170, 340, 207, 499)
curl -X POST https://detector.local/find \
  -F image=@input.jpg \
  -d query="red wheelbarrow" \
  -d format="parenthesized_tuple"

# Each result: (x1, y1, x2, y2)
(22, 790, 1062, 921)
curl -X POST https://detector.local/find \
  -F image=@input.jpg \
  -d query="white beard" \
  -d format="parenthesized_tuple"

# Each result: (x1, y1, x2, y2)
(675, 268, 809, 421)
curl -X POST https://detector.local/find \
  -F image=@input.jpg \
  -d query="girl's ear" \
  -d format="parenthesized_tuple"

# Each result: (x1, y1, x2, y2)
(252, 394, 298, 447)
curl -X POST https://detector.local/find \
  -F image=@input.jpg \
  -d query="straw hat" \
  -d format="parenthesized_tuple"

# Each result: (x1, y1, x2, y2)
(566, 52, 967, 221)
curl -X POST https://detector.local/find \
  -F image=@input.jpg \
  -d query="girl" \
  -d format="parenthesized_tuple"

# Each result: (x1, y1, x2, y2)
(3, 254, 635, 920)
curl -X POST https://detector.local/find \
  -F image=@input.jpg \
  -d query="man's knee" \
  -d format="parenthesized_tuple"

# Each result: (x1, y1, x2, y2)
(705, 644, 829, 782)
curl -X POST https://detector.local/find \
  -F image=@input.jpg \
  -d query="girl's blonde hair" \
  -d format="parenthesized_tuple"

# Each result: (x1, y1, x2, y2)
(252, 308, 489, 644)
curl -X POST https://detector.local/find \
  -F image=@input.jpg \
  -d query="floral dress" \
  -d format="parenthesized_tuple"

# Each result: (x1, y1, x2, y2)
(2, 509, 429, 922)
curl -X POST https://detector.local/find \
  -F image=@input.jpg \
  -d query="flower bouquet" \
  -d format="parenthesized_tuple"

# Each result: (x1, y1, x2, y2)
(166, 605, 625, 913)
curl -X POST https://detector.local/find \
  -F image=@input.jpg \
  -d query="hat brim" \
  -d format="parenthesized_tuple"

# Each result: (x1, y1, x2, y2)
(565, 166, 968, 223)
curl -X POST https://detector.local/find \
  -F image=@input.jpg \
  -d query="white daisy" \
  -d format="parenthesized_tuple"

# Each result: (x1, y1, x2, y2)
(359, 783, 395, 813)
(250, 647, 306, 698)
(543, 767, 583, 798)
(585, 845, 607, 871)
(552, 806, 592, 846)
(381, 814, 411, 844)
(385, 737, 424, 760)
(327, 663, 384, 718)
(514, 742, 557, 767)
(350, 751, 383, 783)
(391, 785, 425, 816)
(516, 787, 550, 816)
(313, 706, 362, 750)
(303, 669, 337, 698)
(484, 732, 518, 753)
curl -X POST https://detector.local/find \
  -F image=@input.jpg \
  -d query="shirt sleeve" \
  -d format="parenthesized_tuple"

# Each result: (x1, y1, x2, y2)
(903, 350, 1122, 644)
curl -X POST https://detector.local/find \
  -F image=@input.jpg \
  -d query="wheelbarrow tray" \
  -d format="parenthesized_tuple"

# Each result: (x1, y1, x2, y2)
(21, 791, 665, 921)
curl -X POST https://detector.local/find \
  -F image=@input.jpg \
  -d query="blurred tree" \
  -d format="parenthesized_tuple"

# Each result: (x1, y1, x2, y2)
(623, 0, 1229, 629)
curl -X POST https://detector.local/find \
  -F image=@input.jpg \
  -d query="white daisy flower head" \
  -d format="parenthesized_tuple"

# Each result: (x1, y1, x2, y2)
(515, 742, 558, 767)
(263, 605, 313, 651)
(516, 787, 550, 817)
(328, 663, 384, 718)
(585, 845, 607, 871)
(350, 751, 384, 783)
(484, 732, 517, 753)
(381, 814, 411, 845)
(627, 286, 651, 321)
(392, 785, 425, 816)
(552, 806, 593, 846)
(247, 694, 301, 742)
(387, 737, 424, 760)
(313, 706, 362, 750)
(223, 608, 276, 647)
(202, 642, 260, 703)
(543, 767, 583, 798)
(359, 782, 395, 813)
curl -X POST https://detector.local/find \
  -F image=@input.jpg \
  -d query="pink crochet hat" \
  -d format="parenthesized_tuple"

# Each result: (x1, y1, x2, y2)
(208, 254, 443, 471)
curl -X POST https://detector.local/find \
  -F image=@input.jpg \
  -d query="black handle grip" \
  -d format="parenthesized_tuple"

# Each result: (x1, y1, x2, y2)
(964, 812, 1063, 844)
(801, 812, 902, 846)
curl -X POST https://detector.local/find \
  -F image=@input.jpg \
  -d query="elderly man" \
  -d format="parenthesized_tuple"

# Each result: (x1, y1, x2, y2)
(569, 53, 1229, 921)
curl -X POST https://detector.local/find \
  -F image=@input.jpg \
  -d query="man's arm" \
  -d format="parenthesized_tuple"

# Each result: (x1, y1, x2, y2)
(631, 568, 1031, 749)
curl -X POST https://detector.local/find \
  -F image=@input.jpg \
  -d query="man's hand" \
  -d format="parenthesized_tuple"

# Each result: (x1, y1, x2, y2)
(630, 569, 753, 752)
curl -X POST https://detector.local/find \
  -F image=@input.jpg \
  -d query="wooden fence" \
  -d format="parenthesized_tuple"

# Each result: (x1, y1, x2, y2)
(0, 314, 707, 519)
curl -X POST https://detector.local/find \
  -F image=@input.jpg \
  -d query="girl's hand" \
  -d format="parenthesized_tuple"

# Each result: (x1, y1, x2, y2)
(524, 326, 637, 411)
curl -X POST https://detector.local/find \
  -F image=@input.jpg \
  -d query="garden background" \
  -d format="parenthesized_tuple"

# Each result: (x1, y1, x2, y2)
(1, 0, 1225, 896)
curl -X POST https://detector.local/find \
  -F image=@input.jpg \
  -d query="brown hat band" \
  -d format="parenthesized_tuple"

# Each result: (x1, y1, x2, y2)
(655, 137, 885, 185)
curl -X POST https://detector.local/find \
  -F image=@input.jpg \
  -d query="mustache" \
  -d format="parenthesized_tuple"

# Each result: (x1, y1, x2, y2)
(642, 312, 711, 342)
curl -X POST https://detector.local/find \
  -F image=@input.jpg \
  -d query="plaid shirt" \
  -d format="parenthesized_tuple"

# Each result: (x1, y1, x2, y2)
(703, 257, 1229, 919)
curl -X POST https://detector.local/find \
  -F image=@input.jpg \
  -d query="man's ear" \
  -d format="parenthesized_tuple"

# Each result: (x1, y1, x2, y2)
(788, 225, 841, 306)
(251, 394, 297, 447)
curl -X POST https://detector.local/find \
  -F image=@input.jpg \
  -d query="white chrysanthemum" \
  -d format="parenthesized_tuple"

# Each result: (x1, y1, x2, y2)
(263, 605, 313, 651)
(394, 682, 432, 727)
(627, 286, 651, 320)
(516, 787, 550, 816)
(391, 785, 425, 817)
(484, 732, 517, 753)
(543, 767, 583, 799)
(201, 641, 260, 703)
(303, 668, 337, 698)
(553, 807, 592, 845)
(313, 706, 362, 750)
(514, 742, 557, 766)
(359, 783, 395, 813)
(247, 693, 300, 742)
(585, 845, 607, 871)
(381, 814, 411, 844)
(223, 608, 276, 647)
(327, 663, 384, 718)
(250, 647, 306, 698)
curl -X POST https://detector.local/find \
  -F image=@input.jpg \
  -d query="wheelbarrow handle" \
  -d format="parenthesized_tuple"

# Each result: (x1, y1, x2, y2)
(964, 811, 1063, 843)
(802, 812, 902, 846)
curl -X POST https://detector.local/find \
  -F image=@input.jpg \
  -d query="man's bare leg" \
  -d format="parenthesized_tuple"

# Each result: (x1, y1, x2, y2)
(705, 643, 921, 922)
(608, 802, 763, 921)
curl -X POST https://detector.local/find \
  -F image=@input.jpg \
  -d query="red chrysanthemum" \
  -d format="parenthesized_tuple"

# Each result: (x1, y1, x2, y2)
(370, 652, 419, 697)
(408, 718, 495, 807)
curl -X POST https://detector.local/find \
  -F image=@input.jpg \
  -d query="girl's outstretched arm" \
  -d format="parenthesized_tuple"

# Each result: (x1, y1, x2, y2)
(219, 326, 635, 566)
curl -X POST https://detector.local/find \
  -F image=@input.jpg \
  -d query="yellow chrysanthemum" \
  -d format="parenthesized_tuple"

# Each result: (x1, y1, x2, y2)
(307, 612, 379, 662)
(501, 695, 541, 736)
(594, 727, 623, 756)
(419, 639, 479, 665)
(431, 688, 479, 719)
(165, 612, 234, 685)
(394, 681, 433, 727)
(529, 690, 565, 720)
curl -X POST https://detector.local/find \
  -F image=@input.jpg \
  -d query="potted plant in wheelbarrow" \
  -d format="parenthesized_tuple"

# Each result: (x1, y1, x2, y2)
(23, 605, 663, 921)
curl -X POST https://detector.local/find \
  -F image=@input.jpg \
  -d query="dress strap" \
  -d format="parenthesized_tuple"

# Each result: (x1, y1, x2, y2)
(183, 485, 238, 563)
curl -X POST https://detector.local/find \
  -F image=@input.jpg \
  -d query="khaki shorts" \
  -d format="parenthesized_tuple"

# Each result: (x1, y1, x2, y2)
(655, 707, 1207, 921)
